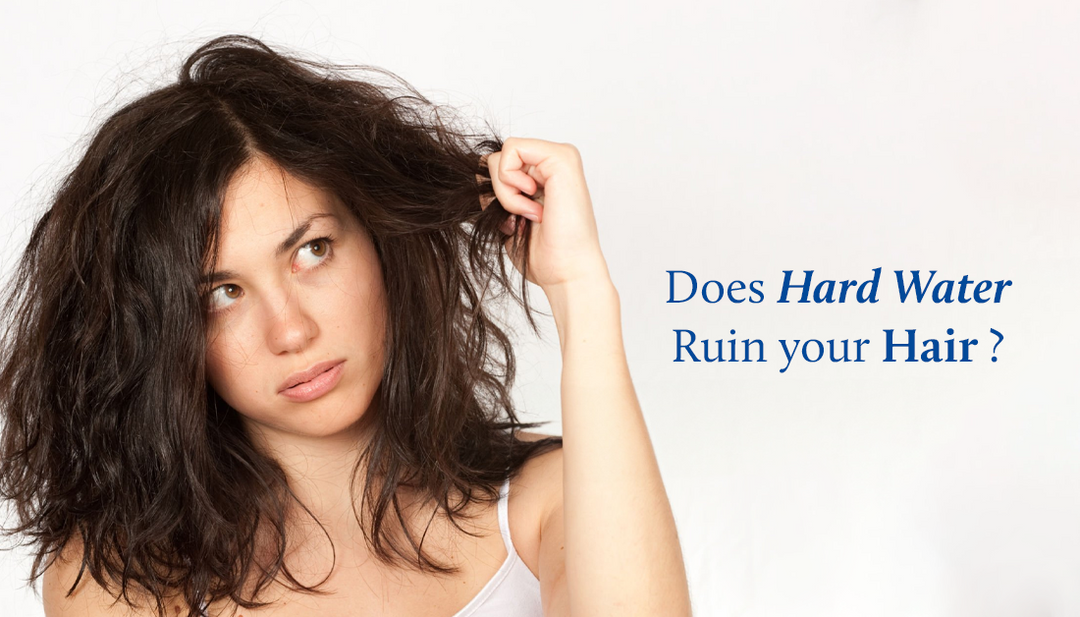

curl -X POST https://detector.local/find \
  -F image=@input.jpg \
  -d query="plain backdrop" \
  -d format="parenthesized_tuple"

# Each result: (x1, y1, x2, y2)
(2, 1, 1078, 616)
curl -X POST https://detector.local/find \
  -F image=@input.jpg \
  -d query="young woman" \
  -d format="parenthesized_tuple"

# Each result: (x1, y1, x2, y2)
(0, 35, 690, 616)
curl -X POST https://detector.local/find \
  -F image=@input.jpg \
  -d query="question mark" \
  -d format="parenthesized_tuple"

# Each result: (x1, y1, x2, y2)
(989, 328, 1004, 362)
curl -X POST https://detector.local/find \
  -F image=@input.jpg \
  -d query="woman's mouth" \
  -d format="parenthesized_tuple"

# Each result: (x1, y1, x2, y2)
(278, 360, 345, 402)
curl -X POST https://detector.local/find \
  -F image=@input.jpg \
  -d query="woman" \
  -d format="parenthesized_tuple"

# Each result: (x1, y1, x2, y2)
(0, 35, 690, 616)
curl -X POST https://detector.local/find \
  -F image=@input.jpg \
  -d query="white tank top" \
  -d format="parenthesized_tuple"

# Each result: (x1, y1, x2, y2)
(451, 476, 544, 616)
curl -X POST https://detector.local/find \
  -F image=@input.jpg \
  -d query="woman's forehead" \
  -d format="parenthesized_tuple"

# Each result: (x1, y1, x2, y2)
(219, 156, 341, 234)
(206, 156, 357, 277)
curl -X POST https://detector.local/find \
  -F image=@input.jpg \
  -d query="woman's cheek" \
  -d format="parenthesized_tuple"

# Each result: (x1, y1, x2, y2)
(205, 331, 249, 399)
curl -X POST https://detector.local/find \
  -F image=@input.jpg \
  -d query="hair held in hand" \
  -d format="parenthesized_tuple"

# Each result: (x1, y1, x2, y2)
(0, 34, 560, 617)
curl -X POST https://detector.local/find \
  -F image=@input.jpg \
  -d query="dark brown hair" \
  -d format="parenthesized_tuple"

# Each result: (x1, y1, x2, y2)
(0, 34, 561, 616)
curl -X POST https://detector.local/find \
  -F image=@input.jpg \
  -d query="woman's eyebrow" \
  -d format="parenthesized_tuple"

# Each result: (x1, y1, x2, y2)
(274, 212, 338, 257)
(201, 212, 339, 285)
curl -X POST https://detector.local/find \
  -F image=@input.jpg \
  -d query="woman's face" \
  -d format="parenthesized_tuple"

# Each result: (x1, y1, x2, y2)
(203, 155, 387, 444)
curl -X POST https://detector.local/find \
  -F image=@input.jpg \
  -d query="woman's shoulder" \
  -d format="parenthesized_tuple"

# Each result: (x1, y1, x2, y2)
(508, 430, 564, 579)
(42, 538, 184, 617)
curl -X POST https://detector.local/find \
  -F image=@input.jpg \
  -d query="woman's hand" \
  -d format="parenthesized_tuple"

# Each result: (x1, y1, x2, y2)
(482, 137, 611, 294)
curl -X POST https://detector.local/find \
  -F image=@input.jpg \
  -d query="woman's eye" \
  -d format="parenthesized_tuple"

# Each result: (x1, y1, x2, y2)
(296, 237, 333, 269)
(208, 284, 242, 312)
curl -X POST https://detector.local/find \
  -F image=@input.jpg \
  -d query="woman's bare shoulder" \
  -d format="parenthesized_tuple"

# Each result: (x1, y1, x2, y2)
(42, 539, 178, 617)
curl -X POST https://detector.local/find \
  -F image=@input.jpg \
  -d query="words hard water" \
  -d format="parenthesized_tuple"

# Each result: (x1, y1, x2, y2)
(667, 269, 1012, 304)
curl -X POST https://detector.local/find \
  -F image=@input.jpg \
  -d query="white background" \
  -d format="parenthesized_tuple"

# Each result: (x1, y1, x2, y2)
(2, 1, 1078, 615)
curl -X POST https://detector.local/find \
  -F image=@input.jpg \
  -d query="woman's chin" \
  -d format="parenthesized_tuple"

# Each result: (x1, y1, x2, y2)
(240, 396, 377, 447)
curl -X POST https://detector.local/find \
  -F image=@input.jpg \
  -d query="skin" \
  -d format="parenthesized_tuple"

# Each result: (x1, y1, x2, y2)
(43, 139, 692, 616)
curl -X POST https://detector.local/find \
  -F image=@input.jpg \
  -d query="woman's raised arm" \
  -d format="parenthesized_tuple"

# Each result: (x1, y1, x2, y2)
(486, 137, 693, 616)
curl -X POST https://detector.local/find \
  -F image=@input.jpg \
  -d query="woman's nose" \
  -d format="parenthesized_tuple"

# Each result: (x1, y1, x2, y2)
(264, 283, 319, 354)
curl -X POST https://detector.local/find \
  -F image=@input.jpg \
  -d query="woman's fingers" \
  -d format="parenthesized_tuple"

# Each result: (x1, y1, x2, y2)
(495, 147, 539, 195)
(482, 138, 574, 237)
(480, 153, 519, 235)
(488, 151, 544, 222)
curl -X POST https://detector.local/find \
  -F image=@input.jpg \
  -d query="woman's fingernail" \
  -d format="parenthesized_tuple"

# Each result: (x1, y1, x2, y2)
(523, 212, 540, 223)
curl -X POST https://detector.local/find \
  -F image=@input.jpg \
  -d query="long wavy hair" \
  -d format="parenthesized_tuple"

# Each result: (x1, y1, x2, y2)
(0, 34, 561, 616)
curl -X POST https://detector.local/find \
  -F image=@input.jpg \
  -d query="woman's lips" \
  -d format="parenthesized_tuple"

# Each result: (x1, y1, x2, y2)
(278, 359, 344, 391)
(279, 360, 345, 402)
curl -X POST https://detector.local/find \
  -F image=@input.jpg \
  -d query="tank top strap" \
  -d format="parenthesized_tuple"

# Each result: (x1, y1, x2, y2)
(496, 476, 516, 556)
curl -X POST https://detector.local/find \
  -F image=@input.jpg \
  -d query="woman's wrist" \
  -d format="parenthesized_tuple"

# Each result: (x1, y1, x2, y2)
(544, 276, 621, 351)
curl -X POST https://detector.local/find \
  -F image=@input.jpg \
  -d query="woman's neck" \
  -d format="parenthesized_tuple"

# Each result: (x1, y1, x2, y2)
(239, 406, 442, 577)
(244, 411, 378, 542)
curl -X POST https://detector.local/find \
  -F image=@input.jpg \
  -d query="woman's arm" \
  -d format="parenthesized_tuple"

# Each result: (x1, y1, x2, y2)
(486, 138, 692, 616)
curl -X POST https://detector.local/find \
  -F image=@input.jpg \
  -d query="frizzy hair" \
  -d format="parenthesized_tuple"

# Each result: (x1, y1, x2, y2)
(0, 34, 561, 616)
